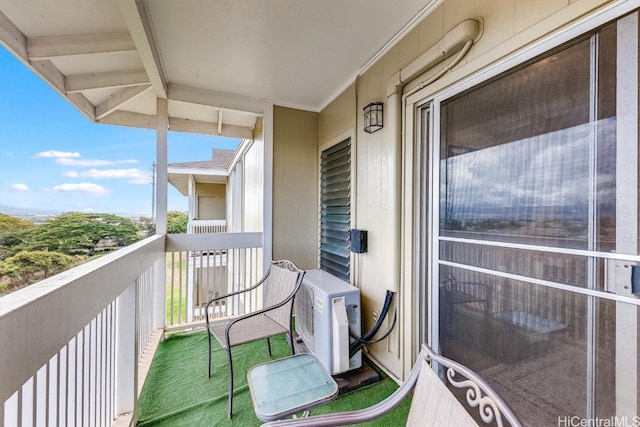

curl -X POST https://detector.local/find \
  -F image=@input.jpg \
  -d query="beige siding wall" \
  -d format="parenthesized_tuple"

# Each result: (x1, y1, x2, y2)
(244, 118, 264, 232)
(272, 106, 319, 270)
(319, 0, 615, 378)
(195, 182, 225, 197)
(195, 183, 226, 220)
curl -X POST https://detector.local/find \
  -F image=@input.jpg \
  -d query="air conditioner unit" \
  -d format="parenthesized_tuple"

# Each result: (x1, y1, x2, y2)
(295, 269, 362, 375)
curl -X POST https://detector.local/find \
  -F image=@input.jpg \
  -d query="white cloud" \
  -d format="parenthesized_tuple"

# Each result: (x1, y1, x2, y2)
(64, 168, 151, 184)
(52, 183, 109, 195)
(57, 158, 138, 167)
(36, 150, 80, 159)
(35, 149, 139, 167)
(10, 183, 29, 191)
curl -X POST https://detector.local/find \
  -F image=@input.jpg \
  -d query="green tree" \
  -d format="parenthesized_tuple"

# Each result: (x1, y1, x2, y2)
(0, 214, 36, 259)
(167, 211, 188, 234)
(0, 214, 35, 233)
(137, 216, 156, 236)
(20, 212, 141, 254)
(0, 250, 77, 292)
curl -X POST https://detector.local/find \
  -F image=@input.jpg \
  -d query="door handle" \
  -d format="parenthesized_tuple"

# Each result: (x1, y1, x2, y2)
(632, 265, 640, 295)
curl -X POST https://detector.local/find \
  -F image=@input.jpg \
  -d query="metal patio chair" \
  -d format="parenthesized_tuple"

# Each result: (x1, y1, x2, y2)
(205, 259, 305, 418)
(261, 343, 523, 427)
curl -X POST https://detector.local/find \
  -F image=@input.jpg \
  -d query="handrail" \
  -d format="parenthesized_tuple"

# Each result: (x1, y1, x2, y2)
(166, 232, 262, 252)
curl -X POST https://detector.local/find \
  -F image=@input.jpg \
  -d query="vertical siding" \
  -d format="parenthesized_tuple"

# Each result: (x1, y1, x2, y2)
(244, 118, 264, 233)
(272, 106, 319, 270)
(319, 82, 356, 144)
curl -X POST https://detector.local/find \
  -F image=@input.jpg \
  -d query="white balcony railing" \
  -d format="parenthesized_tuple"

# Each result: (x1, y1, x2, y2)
(0, 231, 263, 427)
(187, 220, 227, 234)
(165, 232, 263, 327)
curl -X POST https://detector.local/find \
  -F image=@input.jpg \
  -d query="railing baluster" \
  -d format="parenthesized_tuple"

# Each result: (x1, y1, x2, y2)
(55, 349, 61, 427)
(32, 369, 37, 427)
(78, 328, 83, 427)
(17, 387, 23, 426)
(178, 251, 183, 324)
(170, 252, 175, 325)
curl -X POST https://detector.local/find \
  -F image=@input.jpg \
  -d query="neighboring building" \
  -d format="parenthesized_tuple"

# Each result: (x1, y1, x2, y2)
(168, 148, 235, 233)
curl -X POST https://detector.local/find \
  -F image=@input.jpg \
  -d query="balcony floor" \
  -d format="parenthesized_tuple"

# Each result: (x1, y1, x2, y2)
(137, 331, 410, 426)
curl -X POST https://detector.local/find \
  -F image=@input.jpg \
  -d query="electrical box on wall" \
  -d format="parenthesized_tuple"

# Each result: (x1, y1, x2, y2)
(350, 229, 367, 253)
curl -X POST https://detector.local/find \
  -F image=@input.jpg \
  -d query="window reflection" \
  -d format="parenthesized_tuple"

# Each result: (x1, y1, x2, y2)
(440, 118, 616, 249)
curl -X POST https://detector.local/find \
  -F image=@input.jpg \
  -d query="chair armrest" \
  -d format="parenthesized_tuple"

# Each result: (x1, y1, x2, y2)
(423, 345, 523, 427)
(261, 347, 424, 427)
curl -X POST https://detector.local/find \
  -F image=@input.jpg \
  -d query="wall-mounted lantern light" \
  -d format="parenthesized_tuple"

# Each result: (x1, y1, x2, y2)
(363, 102, 383, 133)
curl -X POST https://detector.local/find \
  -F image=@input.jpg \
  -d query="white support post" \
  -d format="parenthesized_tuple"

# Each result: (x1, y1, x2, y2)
(156, 97, 168, 235)
(263, 103, 274, 271)
(233, 161, 244, 233)
(188, 174, 195, 221)
(155, 98, 169, 330)
(115, 283, 137, 417)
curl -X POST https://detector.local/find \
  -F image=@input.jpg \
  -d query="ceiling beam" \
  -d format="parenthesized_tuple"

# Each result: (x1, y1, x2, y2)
(0, 10, 28, 60)
(118, 0, 167, 98)
(65, 70, 150, 93)
(27, 33, 135, 60)
(97, 110, 254, 139)
(97, 110, 157, 129)
(0, 12, 96, 121)
(169, 116, 254, 139)
(29, 60, 96, 119)
(168, 84, 264, 116)
(95, 85, 151, 120)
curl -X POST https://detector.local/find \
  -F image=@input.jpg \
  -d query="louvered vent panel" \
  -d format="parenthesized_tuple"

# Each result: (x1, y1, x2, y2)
(320, 138, 351, 282)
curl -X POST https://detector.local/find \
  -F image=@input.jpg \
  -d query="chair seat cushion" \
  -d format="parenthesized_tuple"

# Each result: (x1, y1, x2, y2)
(209, 314, 288, 348)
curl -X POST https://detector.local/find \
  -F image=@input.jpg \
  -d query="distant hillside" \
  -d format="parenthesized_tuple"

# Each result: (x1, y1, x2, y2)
(0, 205, 60, 216)
(0, 205, 150, 222)
(0, 205, 60, 223)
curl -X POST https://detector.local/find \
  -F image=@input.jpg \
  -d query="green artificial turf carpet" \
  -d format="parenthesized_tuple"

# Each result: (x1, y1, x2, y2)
(137, 331, 411, 426)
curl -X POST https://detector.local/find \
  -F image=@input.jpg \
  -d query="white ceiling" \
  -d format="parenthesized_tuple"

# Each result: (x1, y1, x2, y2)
(0, 0, 440, 138)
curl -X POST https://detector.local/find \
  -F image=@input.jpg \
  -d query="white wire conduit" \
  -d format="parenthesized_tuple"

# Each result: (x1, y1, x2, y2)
(387, 19, 481, 98)
(385, 18, 480, 293)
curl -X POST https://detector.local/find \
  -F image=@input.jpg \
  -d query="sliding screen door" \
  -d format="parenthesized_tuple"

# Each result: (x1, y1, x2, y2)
(421, 13, 639, 425)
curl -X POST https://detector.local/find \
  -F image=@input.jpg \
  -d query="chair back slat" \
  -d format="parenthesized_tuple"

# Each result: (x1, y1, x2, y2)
(407, 359, 478, 426)
(263, 261, 303, 328)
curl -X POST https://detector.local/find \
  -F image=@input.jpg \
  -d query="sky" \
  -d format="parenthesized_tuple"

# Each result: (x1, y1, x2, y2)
(0, 46, 239, 217)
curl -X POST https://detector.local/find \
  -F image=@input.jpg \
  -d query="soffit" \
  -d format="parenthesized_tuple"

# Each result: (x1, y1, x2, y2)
(0, 0, 440, 137)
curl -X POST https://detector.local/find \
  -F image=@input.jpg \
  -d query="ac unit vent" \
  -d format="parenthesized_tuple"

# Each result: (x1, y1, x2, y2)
(296, 282, 315, 352)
